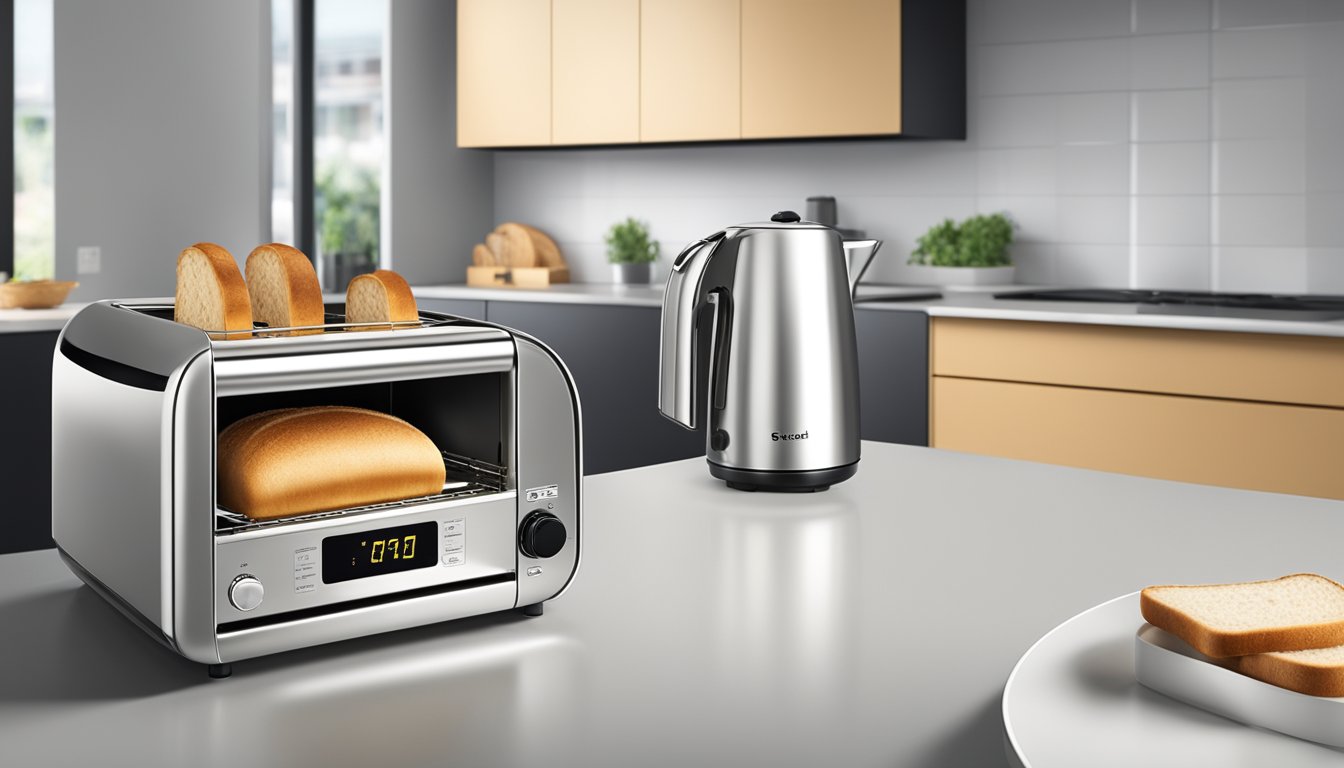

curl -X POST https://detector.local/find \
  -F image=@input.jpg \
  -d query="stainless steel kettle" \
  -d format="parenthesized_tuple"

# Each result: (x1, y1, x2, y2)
(658, 210, 881, 491)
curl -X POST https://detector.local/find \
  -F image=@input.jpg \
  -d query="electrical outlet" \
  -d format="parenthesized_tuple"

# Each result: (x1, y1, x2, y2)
(76, 246, 101, 275)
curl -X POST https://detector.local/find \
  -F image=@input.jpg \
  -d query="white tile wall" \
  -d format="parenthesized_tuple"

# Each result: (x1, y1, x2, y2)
(492, 0, 1344, 291)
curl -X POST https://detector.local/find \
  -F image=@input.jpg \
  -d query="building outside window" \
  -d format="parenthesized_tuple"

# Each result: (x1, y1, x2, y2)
(13, 0, 54, 281)
(313, 0, 385, 289)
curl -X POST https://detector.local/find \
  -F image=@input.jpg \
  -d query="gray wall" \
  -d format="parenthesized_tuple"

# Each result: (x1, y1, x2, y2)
(385, 0, 493, 285)
(54, 0, 269, 301)
(494, 0, 1344, 292)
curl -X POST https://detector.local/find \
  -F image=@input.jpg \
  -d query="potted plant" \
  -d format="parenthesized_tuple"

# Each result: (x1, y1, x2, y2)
(605, 217, 658, 284)
(906, 213, 1015, 286)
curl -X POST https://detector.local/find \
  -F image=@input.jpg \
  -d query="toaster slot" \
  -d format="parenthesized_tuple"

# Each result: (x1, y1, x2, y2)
(214, 371, 513, 533)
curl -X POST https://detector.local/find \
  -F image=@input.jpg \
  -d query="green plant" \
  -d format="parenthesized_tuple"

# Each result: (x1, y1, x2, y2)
(909, 213, 1014, 267)
(315, 162, 380, 263)
(605, 217, 659, 265)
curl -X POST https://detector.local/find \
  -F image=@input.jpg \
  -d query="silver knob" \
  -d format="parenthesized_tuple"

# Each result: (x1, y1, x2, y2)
(228, 575, 265, 612)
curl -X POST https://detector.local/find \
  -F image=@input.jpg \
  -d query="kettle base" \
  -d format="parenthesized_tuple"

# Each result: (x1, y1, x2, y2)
(709, 461, 857, 493)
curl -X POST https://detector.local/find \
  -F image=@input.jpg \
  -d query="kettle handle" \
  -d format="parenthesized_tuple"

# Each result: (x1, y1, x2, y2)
(657, 233, 723, 429)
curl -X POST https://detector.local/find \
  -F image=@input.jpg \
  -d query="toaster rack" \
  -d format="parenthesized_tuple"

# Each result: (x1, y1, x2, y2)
(215, 452, 509, 534)
(112, 303, 460, 337)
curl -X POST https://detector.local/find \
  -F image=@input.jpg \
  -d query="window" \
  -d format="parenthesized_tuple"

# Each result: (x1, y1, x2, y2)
(272, 0, 386, 290)
(13, 0, 54, 281)
(314, 0, 386, 288)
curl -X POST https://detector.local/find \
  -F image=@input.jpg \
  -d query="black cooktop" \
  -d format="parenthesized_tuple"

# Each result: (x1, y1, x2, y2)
(993, 289, 1344, 321)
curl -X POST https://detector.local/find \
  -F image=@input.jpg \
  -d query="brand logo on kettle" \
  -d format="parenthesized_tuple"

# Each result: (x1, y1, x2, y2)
(771, 430, 809, 442)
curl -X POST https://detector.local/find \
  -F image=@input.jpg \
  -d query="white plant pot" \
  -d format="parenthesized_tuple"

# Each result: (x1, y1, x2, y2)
(901, 264, 1016, 286)
(611, 262, 652, 284)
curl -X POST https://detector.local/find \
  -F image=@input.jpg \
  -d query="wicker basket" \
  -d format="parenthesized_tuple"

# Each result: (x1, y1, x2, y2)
(0, 280, 78, 309)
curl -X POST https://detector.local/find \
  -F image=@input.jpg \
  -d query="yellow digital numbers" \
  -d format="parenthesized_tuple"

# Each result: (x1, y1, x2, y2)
(368, 534, 417, 564)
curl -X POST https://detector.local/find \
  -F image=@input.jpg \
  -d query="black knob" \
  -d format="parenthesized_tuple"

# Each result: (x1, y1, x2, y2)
(770, 210, 801, 223)
(711, 429, 730, 451)
(520, 512, 567, 559)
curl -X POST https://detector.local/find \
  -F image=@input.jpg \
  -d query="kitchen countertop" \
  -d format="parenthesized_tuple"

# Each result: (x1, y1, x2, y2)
(0, 293, 354, 335)
(415, 282, 1344, 337)
(413, 283, 943, 308)
(3, 441, 1343, 767)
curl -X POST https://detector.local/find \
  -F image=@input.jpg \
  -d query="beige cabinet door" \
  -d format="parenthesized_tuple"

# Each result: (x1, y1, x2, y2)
(640, 0, 741, 143)
(741, 0, 902, 139)
(932, 377, 1344, 501)
(457, 0, 551, 148)
(553, 0, 640, 145)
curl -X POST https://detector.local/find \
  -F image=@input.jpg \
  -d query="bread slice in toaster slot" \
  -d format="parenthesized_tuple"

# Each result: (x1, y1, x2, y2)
(217, 407, 446, 520)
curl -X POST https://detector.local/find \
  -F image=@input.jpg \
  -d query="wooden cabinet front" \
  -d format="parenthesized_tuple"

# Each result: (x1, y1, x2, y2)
(457, 0, 552, 148)
(933, 376, 1344, 500)
(553, 0, 640, 144)
(741, 0, 902, 139)
(930, 317, 1344, 500)
(640, 0, 741, 143)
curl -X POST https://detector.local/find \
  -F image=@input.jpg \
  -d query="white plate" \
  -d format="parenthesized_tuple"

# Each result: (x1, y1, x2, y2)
(1136, 623, 1344, 748)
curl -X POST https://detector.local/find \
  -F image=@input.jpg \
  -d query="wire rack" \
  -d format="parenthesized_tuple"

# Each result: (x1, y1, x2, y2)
(215, 452, 510, 534)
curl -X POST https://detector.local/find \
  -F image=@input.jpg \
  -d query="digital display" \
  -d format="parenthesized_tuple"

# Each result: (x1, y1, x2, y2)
(322, 521, 438, 584)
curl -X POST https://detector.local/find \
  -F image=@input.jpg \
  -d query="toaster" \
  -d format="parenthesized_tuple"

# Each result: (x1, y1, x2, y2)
(51, 301, 581, 677)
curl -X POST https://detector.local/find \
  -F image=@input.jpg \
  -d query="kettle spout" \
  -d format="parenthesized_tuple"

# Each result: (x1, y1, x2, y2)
(842, 239, 882, 297)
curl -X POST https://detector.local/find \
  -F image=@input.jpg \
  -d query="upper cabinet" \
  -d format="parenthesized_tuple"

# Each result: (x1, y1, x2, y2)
(457, 0, 965, 148)
(553, 0, 641, 144)
(457, 0, 552, 148)
(640, 0, 741, 143)
(742, 0, 901, 139)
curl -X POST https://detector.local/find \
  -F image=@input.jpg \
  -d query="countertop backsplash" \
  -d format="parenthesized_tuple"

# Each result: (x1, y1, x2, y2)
(493, 0, 1344, 294)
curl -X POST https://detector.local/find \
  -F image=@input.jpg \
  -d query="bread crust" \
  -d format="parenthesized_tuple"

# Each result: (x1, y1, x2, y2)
(345, 269, 418, 326)
(245, 243, 324, 334)
(217, 406, 446, 520)
(175, 242, 253, 339)
(1235, 651, 1344, 697)
(1140, 574, 1344, 658)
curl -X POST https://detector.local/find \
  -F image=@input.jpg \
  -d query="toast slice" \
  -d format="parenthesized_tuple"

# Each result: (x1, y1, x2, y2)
(1141, 574, 1344, 658)
(346, 269, 418, 328)
(175, 243, 253, 339)
(1235, 644, 1344, 697)
(245, 243, 324, 334)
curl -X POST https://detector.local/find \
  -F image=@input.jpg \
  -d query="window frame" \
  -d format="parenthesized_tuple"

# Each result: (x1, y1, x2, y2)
(4, 3, 16, 279)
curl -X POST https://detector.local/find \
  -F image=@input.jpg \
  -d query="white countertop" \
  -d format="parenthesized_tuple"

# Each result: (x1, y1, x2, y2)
(17, 285, 1344, 339)
(4, 442, 1344, 766)
(862, 290, 1344, 338)
(415, 282, 1344, 338)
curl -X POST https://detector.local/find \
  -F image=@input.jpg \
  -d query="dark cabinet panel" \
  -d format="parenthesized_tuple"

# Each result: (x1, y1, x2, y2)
(855, 308, 928, 446)
(486, 302, 705, 474)
(0, 331, 58, 553)
(417, 298, 488, 321)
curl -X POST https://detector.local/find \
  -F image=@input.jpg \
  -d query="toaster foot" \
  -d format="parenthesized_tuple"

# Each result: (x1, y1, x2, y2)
(208, 663, 233, 679)
(520, 603, 544, 617)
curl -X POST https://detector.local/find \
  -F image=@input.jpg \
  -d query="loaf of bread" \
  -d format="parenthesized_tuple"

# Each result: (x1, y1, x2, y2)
(1235, 643, 1344, 697)
(175, 243, 253, 339)
(245, 243, 324, 334)
(1141, 574, 1344, 658)
(217, 406, 446, 520)
(346, 269, 418, 327)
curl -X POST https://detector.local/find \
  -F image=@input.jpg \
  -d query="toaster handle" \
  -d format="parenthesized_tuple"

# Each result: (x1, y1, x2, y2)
(658, 233, 723, 429)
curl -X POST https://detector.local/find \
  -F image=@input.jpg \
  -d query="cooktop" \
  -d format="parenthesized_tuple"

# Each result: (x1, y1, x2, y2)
(993, 289, 1344, 321)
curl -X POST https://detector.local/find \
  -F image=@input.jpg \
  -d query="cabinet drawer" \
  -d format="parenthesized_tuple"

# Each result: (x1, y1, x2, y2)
(931, 318, 1344, 408)
(931, 377, 1344, 499)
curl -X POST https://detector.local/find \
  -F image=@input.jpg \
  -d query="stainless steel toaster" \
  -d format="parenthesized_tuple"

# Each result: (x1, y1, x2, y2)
(51, 301, 581, 677)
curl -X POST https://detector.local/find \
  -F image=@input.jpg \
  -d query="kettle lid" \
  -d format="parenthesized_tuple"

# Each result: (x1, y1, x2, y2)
(736, 210, 832, 230)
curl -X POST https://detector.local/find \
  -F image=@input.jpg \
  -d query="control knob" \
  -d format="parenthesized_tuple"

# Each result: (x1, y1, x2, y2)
(228, 574, 265, 612)
(519, 512, 567, 559)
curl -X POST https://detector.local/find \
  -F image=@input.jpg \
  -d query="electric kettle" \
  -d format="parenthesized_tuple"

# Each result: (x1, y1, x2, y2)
(658, 210, 881, 491)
